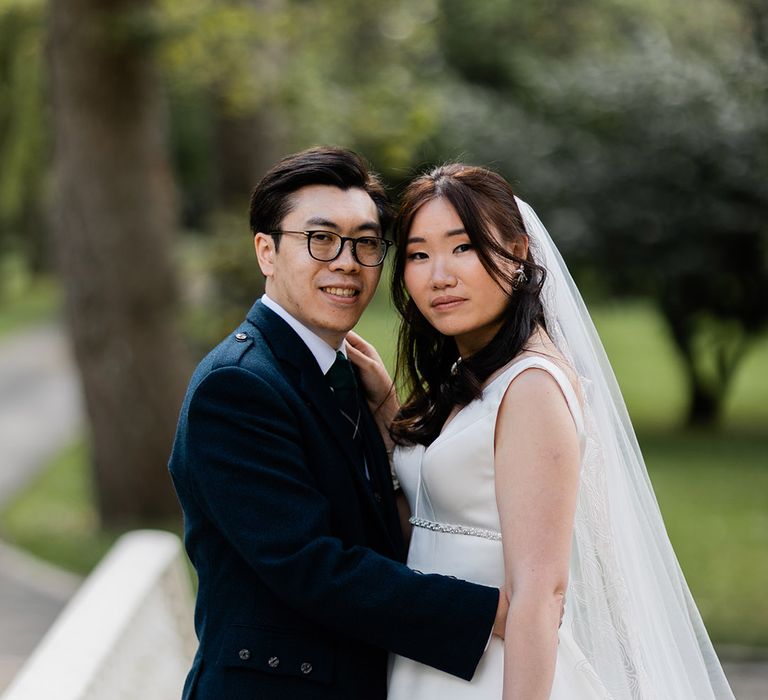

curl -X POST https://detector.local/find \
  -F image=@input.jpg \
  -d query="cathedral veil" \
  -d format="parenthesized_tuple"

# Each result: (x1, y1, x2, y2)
(515, 197, 734, 699)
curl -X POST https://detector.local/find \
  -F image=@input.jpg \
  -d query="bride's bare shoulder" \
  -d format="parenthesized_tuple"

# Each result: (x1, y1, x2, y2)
(515, 328, 581, 399)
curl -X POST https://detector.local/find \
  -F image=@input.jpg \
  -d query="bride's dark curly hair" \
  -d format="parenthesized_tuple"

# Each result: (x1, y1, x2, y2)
(390, 164, 547, 447)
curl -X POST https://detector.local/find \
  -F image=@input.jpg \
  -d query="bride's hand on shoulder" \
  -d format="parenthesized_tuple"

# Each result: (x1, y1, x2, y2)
(346, 332, 400, 448)
(345, 331, 397, 413)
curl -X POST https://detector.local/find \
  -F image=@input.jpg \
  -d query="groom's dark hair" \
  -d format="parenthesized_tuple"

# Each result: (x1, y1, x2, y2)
(249, 146, 393, 249)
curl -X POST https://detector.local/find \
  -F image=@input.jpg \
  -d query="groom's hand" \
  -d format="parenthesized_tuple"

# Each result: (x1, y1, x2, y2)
(492, 587, 509, 638)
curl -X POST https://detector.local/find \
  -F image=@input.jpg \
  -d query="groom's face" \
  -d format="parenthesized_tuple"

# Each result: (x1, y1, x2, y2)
(255, 184, 383, 348)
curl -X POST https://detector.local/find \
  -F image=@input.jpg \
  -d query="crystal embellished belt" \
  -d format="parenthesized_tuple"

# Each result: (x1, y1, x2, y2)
(409, 516, 502, 541)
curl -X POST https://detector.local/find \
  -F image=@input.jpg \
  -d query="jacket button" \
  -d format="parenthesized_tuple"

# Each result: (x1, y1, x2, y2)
(300, 662, 313, 674)
(238, 648, 251, 660)
(235, 332, 248, 342)
(373, 491, 383, 503)
(267, 656, 280, 668)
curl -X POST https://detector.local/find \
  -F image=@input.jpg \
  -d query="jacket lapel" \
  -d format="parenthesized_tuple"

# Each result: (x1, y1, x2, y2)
(247, 301, 361, 471)
(246, 301, 400, 552)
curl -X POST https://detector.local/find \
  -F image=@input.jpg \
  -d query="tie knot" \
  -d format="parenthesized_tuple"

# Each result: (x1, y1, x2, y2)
(326, 351, 357, 393)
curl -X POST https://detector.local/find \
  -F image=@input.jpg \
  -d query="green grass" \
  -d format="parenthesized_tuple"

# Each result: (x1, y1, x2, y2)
(0, 254, 61, 337)
(724, 333, 768, 429)
(0, 441, 120, 573)
(589, 302, 687, 429)
(0, 275, 59, 338)
(642, 431, 768, 647)
(0, 440, 184, 575)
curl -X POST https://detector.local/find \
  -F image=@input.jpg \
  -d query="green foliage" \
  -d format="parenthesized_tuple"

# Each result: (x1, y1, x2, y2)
(2, 0, 766, 426)
(438, 0, 634, 89)
(160, 0, 443, 180)
(438, 0, 744, 87)
(180, 214, 265, 356)
(0, 0, 49, 270)
(276, 1, 442, 173)
(0, 253, 58, 337)
(591, 301, 768, 431)
(544, 42, 768, 425)
(433, 1, 768, 427)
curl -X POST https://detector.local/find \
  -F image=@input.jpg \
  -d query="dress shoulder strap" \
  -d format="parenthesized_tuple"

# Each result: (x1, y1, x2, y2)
(488, 356, 585, 437)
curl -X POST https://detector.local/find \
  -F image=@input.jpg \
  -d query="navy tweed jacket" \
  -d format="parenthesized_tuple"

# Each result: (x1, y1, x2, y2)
(168, 300, 497, 699)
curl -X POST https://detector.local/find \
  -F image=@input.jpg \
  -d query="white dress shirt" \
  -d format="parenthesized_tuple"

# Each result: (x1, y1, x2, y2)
(261, 294, 346, 373)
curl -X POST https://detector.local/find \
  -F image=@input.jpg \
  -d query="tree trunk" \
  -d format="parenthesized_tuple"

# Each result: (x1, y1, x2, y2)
(661, 306, 725, 429)
(49, 0, 191, 527)
(686, 380, 721, 428)
(213, 107, 284, 210)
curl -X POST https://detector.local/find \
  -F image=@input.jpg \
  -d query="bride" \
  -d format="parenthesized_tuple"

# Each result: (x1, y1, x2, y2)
(347, 164, 734, 699)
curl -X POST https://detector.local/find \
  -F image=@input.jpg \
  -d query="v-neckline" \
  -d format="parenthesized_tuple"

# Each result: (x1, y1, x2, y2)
(424, 360, 522, 454)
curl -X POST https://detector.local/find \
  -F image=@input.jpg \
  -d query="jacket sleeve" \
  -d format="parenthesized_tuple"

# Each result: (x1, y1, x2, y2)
(185, 366, 498, 681)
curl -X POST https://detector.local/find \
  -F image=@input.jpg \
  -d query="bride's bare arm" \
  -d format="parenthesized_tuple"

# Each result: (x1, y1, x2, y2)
(494, 369, 580, 700)
(345, 331, 400, 449)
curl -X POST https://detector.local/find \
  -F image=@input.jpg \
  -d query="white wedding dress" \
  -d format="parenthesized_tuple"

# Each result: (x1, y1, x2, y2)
(387, 197, 733, 699)
(388, 355, 610, 699)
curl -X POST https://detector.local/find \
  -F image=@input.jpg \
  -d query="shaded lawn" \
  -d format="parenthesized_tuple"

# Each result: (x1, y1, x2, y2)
(0, 276, 59, 338)
(0, 440, 184, 573)
(0, 442, 117, 574)
(642, 431, 768, 647)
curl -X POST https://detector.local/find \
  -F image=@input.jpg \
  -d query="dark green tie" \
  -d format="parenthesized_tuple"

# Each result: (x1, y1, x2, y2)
(325, 351, 362, 443)
(326, 352, 376, 486)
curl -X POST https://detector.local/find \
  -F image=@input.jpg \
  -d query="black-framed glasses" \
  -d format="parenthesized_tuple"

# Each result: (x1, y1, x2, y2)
(269, 230, 393, 267)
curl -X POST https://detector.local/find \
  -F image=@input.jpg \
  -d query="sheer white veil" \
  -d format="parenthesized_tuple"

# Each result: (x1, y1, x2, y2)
(515, 197, 734, 699)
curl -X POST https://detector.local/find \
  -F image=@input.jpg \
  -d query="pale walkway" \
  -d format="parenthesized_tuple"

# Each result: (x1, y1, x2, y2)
(0, 323, 83, 691)
(0, 324, 83, 500)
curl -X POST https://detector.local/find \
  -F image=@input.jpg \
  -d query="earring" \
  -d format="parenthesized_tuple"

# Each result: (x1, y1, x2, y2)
(512, 266, 528, 290)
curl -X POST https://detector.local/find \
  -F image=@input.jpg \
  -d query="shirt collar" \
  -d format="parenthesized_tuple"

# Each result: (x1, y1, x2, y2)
(261, 294, 345, 374)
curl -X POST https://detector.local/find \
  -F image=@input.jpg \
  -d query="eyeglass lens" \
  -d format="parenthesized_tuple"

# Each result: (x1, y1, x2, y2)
(308, 232, 387, 266)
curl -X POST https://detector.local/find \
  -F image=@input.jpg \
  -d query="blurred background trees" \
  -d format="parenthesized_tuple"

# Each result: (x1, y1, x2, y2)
(0, 2, 48, 273)
(49, 0, 191, 526)
(1, 0, 766, 516)
(433, 0, 768, 427)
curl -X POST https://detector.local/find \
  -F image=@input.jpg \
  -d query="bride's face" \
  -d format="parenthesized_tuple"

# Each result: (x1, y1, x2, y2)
(403, 197, 511, 357)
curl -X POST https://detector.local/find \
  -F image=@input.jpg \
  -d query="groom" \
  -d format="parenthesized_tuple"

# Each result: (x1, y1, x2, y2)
(169, 147, 505, 699)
